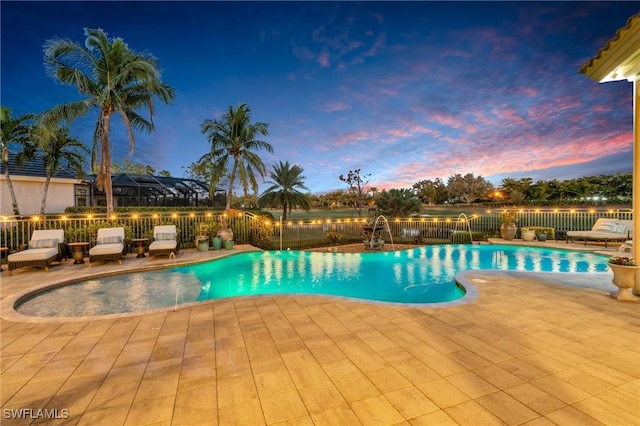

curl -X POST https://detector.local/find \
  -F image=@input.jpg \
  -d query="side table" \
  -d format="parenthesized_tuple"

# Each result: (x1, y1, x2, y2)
(131, 238, 149, 258)
(0, 247, 8, 271)
(68, 242, 89, 264)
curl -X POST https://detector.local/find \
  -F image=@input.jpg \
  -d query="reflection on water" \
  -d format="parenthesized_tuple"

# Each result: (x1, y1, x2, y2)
(17, 244, 608, 317)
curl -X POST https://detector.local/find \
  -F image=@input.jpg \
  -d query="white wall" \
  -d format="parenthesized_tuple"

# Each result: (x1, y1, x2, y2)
(0, 175, 80, 215)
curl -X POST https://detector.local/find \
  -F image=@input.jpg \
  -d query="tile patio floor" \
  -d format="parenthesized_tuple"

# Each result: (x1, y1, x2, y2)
(1, 243, 638, 425)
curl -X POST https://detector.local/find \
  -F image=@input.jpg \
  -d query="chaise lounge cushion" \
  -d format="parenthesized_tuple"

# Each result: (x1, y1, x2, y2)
(9, 247, 59, 262)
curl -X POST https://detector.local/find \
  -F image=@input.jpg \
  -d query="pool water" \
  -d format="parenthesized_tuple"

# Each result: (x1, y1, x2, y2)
(16, 245, 609, 317)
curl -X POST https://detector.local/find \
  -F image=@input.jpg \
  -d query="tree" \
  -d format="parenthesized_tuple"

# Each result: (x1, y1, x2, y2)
(447, 173, 494, 204)
(43, 28, 175, 214)
(412, 178, 447, 205)
(31, 123, 87, 214)
(0, 106, 36, 215)
(111, 159, 156, 175)
(200, 104, 272, 210)
(258, 161, 311, 220)
(339, 169, 371, 217)
(376, 188, 421, 217)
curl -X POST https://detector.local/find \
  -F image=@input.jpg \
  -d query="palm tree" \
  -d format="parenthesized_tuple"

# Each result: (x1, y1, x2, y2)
(43, 28, 175, 214)
(31, 123, 88, 214)
(200, 104, 272, 210)
(258, 161, 311, 220)
(1, 106, 36, 215)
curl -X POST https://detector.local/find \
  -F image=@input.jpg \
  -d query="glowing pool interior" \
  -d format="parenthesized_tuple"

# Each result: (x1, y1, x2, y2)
(15, 245, 610, 317)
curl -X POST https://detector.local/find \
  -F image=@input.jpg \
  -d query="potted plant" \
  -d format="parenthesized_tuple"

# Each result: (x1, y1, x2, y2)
(607, 256, 639, 301)
(224, 239, 234, 250)
(196, 235, 209, 252)
(205, 220, 222, 250)
(326, 231, 342, 245)
(195, 223, 210, 251)
(500, 209, 518, 241)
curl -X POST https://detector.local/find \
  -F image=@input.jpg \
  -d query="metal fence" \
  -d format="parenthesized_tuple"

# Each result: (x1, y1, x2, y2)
(0, 208, 633, 253)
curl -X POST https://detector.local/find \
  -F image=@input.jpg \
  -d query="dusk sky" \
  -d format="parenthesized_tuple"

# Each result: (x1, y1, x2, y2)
(1, 1, 637, 195)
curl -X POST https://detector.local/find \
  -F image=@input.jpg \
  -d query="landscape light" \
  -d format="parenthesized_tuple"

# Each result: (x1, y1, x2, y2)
(153, 214, 159, 219)
(110, 215, 117, 220)
(87, 214, 93, 219)
(172, 213, 178, 218)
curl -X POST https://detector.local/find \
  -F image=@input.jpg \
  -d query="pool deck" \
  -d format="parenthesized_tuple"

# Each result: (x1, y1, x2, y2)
(1, 241, 638, 425)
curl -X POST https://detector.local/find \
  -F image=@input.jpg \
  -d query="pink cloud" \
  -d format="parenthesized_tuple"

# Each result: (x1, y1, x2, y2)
(322, 101, 351, 113)
(318, 49, 330, 68)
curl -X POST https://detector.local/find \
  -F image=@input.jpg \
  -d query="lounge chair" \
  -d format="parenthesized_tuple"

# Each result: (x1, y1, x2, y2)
(89, 227, 126, 266)
(8, 229, 66, 275)
(566, 218, 632, 248)
(148, 225, 179, 258)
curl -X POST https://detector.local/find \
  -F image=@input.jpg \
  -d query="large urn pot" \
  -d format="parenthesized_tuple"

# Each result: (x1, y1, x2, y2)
(217, 227, 234, 244)
(500, 223, 517, 241)
(608, 263, 639, 301)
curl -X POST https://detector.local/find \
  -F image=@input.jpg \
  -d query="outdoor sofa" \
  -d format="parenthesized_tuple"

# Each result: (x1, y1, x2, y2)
(566, 218, 633, 248)
(89, 227, 126, 266)
(8, 229, 67, 275)
(148, 225, 179, 258)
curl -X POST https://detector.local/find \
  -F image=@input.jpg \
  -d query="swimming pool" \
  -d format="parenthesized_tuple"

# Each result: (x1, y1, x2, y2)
(16, 245, 609, 317)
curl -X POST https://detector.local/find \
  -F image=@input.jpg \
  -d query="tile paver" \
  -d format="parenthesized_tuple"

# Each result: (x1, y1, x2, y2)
(1, 243, 638, 425)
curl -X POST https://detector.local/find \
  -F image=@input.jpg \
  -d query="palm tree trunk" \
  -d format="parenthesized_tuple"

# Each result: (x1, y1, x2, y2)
(3, 159, 20, 216)
(101, 110, 114, 214)
(40, 175, 52, 214)
(282, 201, 288, 221)
(226, 158, 239, 210)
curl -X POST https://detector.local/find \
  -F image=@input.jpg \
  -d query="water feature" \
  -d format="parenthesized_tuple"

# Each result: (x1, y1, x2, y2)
(369, 215, 395, 250)
(454, 213, 474, 244)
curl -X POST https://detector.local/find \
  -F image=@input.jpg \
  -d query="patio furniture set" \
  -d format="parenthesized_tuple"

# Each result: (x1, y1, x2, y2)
(6, 225, 180, 275)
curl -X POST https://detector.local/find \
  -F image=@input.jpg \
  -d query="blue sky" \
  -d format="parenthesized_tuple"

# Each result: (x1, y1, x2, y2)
(1, 1, 636, 194)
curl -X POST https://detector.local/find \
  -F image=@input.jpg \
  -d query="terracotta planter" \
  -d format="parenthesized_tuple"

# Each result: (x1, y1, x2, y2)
(608, 263, 639, 301)
(500, 223, 517, 241)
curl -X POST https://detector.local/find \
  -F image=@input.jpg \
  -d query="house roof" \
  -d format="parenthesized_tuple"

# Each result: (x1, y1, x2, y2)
(0, 151, 80, 179)
(579, 13, 640, 82)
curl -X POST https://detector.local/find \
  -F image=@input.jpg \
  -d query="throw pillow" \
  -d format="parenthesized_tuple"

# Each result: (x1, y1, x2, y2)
(611, 223, 626, 234)
(29, 238, 58, 249)
(594, 222, 614, 232)
(156, 232, 177, 241)
(97, 235, 123, 245)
